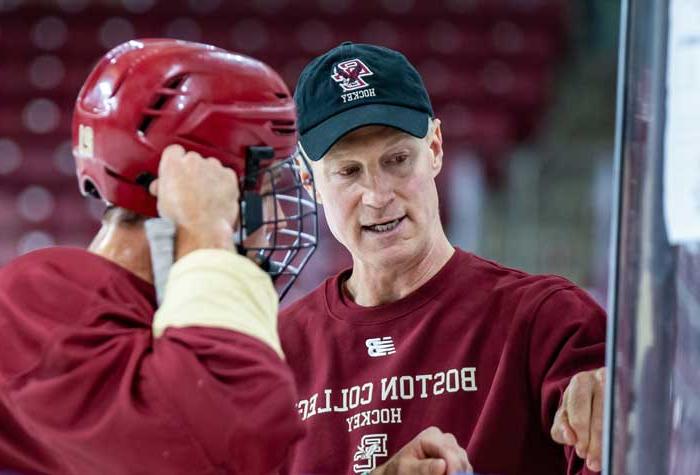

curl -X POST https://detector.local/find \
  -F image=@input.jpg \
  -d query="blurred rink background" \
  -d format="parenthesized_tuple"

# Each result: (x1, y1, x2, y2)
(0, 0, 620, 306)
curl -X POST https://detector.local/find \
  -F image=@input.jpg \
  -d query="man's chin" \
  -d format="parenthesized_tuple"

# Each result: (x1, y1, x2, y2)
(361, 240, 413, 265)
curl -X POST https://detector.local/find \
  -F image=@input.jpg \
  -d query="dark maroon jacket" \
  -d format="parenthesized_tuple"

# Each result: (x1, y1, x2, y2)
(280, 249, 606, 475)
(0, 247, 302, 475)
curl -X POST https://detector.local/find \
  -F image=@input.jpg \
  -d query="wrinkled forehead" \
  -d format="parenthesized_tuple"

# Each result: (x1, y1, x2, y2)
(323, 125, 418, 161)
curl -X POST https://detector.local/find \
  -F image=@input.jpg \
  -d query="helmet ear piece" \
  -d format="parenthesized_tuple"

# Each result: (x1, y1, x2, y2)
(82, 179, 101, 200)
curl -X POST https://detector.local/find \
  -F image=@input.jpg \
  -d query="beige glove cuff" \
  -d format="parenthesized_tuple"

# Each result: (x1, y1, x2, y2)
(152, 249, 282, 358)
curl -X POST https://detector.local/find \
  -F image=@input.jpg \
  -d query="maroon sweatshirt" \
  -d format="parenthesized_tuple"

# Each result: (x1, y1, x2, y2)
(279, 248, 606, 475)
(0, 247, 302, 475)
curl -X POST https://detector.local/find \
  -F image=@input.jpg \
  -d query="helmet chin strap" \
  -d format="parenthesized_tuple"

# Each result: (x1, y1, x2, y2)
(144, 217, 176, 306)
(146, 217, 247, 306)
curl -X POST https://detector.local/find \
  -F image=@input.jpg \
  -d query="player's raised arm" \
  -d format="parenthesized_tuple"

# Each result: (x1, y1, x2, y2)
(0, 39, 318, 475)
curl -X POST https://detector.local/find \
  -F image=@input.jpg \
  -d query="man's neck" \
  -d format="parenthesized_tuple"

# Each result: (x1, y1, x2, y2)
(345, 232, 454, 307)
(88, 221, 154, 284)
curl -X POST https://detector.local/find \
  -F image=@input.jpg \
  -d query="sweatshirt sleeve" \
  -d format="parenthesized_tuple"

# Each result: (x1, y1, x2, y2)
(152, 249, 284, 357)
(0, 249, 303, 475)
(528, 286, 607, 475)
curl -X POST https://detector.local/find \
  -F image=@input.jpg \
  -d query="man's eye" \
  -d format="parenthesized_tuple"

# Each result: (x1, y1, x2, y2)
(390, 154, 408, 164)
(338, 166, 359, 176)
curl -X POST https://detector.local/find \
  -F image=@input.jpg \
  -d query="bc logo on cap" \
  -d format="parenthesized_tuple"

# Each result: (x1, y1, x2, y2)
(331, 59, 374, 92)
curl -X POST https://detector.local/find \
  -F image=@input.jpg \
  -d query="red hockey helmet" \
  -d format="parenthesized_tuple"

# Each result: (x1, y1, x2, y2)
(73, 39, 318, 298)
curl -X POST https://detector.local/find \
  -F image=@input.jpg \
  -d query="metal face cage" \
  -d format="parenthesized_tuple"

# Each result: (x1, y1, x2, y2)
(238, 146, 319, 300)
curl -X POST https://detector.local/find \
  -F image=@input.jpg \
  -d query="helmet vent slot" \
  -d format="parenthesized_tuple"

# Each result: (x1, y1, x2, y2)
(177, 134, 228, 157)
(104, 166, 136, 185)
(110, 74, 126, 98)
(137, 115, 156, 135)
(164, 74, 187, 90)
(272, 128, 296, 136)
(137, 74, 188, 136)
(271, 119, 296, 136)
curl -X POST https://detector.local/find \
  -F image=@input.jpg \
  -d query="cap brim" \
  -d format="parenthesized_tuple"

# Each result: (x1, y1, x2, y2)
(299, 104, 430, 161)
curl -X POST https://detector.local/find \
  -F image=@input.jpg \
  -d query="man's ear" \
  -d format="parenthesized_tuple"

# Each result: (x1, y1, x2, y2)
(428, 118, 444, 177)
(295, 153, 323, 205)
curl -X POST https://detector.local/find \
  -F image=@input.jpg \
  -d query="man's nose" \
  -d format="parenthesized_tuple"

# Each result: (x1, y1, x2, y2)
(361, 173, 395, 209)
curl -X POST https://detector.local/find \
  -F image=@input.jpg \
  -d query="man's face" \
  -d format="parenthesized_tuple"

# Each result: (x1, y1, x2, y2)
(312, 121, 444, 268)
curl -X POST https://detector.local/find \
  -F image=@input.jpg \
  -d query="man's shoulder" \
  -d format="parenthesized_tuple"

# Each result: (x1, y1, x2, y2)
(462, 250, 554, 281)
(461, 250, 528, 278)
(458, 250, 605, 328)
(1, 248, 100, 309)
(0, 246, 155, 316)
(459, 250, 584, 300)
(1, 247, 93, 283)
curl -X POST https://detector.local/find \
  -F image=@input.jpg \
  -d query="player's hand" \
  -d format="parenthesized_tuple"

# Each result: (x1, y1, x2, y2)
(371, 426, 472, 475)
(551, 367, 606, 473)
(150, 144, 239, 256)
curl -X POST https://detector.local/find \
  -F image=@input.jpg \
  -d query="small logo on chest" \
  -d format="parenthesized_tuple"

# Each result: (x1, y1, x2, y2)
(352, 433, 388, 473)
(366, 337, 396, 357)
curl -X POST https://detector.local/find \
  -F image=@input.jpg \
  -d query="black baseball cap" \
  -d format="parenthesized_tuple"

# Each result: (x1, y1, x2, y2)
(295, 41, 434, 162)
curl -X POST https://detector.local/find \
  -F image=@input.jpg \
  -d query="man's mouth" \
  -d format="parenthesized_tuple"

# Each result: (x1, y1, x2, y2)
(362, 216, 406, 233)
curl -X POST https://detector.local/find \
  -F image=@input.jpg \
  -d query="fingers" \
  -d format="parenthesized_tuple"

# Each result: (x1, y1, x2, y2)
(550, 367, 607, 473)
(417, 427, 470, 474)
(161, 143, 186, 162)
(388, 458, 445, 475)
(415, 458, 446, 475)
(149, 179, 158, 197)
(151, 144, 185, 197)
(445, 439, 469, 474)
(158, 144, 185, 175)
(154, 144, 240, 227)
(586, 368, 606, 472)
(377, 427, 470, 475)
(566, 372, 595, 459)
(551, 390, 576, 446)
(159, 145, 231, 179)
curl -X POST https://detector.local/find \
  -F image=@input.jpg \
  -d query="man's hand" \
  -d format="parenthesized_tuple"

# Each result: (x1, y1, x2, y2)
(371, 426, 472, 475)
(551, 367, 606, 472)
(150, 144, 239, 257)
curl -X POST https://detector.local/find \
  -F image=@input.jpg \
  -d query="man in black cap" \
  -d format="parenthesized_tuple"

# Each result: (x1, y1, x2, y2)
(280, 42, 607, 475)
